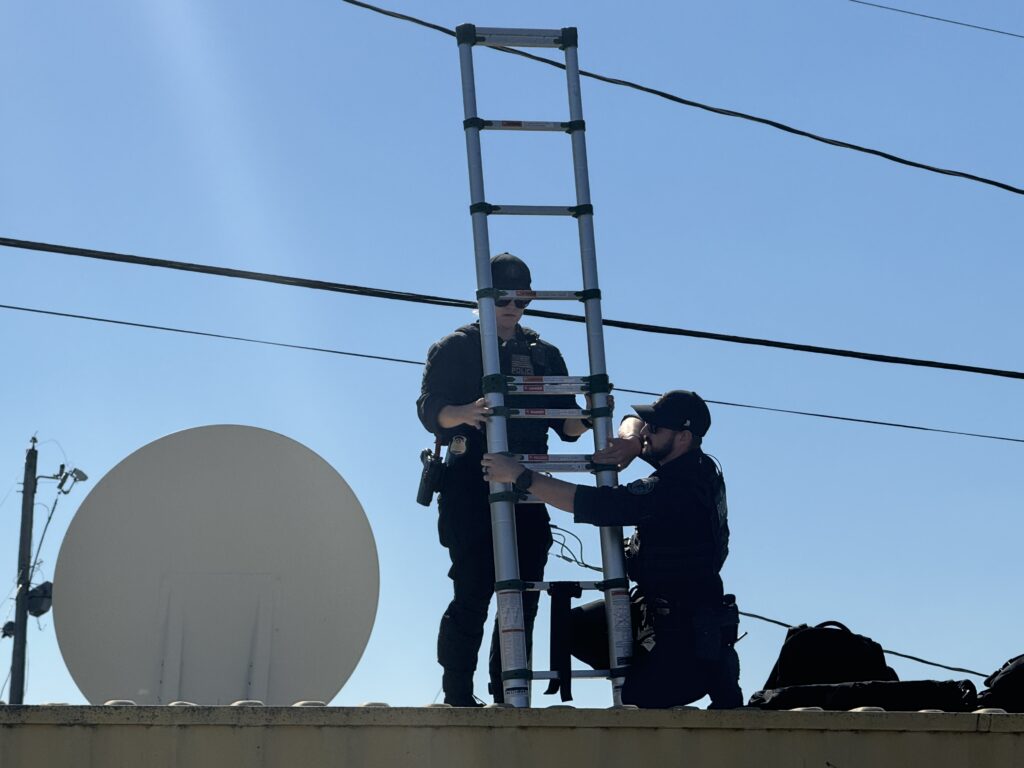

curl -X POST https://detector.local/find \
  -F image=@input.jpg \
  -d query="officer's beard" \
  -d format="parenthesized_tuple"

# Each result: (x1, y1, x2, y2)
(641, 438, 674, 465)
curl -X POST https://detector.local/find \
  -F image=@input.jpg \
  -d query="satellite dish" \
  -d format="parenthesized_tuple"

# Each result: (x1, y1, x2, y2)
(53, 425, 378, 705)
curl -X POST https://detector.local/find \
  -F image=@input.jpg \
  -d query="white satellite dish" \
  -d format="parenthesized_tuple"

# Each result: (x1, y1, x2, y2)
(53, 425, 378, 705)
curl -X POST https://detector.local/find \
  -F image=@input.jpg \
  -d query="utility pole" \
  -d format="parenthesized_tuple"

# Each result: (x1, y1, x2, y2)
(10, 437, 38, 705)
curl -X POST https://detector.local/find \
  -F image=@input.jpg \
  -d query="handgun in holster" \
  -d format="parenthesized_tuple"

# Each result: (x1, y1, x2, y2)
(416, 438, 445, 507)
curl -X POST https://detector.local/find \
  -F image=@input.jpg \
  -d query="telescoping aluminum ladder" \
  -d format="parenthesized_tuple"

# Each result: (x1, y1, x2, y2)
(456, 24, 633, 708)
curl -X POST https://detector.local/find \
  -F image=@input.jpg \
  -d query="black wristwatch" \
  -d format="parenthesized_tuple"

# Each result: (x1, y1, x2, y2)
(513, 468, 534, 492)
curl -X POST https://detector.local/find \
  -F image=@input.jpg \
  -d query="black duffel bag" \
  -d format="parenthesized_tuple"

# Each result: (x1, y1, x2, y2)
(763, 620, 898, 689)
(749, 679, 977, 712)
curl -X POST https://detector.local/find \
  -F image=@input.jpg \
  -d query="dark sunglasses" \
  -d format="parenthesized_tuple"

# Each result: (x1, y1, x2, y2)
(495, 299, 531, 309)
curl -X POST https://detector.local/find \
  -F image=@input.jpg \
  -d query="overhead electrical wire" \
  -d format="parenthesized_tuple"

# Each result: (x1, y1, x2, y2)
(339, 0, 1024, 198)
(28, 496, 60, 585)
(2, 302, 1022, 446)
(4, 237, 1023, 382)
(614, 388, 1024, 444)
(849, 0, 1024, 40)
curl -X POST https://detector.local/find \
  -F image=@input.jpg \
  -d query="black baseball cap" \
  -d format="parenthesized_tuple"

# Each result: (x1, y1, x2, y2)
(632, 390, 712, 437)
(491, 252, 532, 290)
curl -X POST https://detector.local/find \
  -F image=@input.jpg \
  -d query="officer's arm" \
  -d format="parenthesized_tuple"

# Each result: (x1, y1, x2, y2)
(481, 453, 578, 512)
(545, 346, 586, 442)
(527, 473, 579, 513)
(526, 475, 657, 526)
(418, 336, 478, 434)
(571, 483, 657, 528)
(481, 453, 652, 520)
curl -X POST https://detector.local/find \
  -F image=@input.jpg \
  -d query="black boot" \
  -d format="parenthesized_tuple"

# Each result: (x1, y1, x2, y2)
(442, 671, 482, 707)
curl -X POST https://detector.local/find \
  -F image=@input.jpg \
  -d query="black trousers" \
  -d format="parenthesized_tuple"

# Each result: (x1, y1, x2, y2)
(437, 478, 551, 702)
(570, 598, 743, 709)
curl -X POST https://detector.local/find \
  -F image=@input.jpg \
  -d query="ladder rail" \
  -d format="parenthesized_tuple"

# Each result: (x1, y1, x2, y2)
(563, 37, 634, 706)
(456, 23, 633, 708)
(457, 33, 532, 710)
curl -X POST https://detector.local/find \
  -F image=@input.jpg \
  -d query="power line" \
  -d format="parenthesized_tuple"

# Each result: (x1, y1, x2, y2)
(849, 0, 1024, 40)
(3, 302, 1022, 446)
(0, 303, 424, 366)
(0, 305, 1002, 683)
(4, 237, 1023, 382)
(738, 610, 987, 678)
(28, 496, 60, 586)
(339, 0, 1024, 198)
(616, 388, 1024, 444)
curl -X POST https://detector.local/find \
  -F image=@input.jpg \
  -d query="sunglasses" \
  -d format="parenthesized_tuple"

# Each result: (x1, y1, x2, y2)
(495, 299, 531, 309)
(646, 423, 675, 436)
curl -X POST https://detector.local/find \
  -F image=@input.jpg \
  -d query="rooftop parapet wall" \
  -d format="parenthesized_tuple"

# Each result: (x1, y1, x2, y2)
(1, 706, 1023, 768)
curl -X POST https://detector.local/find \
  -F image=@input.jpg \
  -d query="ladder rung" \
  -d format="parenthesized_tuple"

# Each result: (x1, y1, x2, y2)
(523, 581, 602, 592)
(481, 120, 568, 132)
(496, 289, 583, 302)
(515, 453, 591, 463)
(505, 407, 586, 420)
(489, 205, 577, 216)
(515, 454, 601, 473)
(473, 28, 565, 48)
(531, 670, 611, 680)
(507, 376, 589, 395)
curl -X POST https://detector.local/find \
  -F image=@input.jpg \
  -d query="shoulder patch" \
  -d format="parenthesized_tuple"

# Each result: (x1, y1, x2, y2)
(626, 477, 659, 495)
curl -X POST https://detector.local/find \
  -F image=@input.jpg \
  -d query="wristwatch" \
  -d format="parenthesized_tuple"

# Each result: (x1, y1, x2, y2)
(513, 468, 534, 492)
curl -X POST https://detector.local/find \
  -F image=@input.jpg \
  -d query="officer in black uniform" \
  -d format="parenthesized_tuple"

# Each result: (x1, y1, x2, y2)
(417, 253, 591, 706)
(481, 390, 742, 708)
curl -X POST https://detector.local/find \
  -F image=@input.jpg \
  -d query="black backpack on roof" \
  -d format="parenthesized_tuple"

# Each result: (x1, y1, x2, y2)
(762, 620, 898, 689)
(977, 653, 1024, 712)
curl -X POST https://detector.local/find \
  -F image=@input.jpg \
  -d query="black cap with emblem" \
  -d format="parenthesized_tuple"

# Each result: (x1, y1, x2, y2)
(632, 390, 712, 437)
(490, 252, 532, 290)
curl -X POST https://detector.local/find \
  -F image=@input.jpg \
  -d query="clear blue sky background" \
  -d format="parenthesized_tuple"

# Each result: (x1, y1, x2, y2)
(2, 0, 1022, 708)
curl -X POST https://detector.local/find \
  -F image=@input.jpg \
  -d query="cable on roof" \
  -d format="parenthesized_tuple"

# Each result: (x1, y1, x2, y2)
(3, 302, 1022, 445)
(849, 0, 1024, 40)
(4, 237, 1023, 382)
(339, 0, 1024, 197)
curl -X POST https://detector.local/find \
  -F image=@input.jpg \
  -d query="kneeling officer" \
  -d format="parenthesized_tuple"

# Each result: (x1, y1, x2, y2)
(482, 389, 742, 708)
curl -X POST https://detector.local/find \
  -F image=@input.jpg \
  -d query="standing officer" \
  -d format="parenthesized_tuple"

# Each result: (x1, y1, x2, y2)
(481, 390, 742, 708)
(417, 253, 591, 706)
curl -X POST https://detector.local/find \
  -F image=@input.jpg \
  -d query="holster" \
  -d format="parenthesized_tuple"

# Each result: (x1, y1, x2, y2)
(693, 594, 741, 661)
(642, 593, 741, 661)
(415, 438, 445, 507)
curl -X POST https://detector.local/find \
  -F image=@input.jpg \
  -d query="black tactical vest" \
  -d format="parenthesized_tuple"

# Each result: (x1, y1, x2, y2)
(625, 453, 729, 609)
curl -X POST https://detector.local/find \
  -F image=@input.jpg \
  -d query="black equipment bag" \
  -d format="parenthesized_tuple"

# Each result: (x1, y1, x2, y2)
(748, 679, 977, 712)
(763, 620, 898, 689)
(977, 653, 1024, 712)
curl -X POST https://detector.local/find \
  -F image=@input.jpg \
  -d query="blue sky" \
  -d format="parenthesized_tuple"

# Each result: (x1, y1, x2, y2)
(2, 0, 1022, 707)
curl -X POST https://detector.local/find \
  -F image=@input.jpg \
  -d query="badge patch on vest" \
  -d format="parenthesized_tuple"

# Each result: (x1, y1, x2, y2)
(627, 477, 659, 495)
(510, 354, 534, 376)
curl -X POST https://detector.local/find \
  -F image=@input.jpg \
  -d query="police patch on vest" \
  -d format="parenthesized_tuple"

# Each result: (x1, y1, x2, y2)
(510, 353, 534, 376)
(627, 477, 659, 495)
